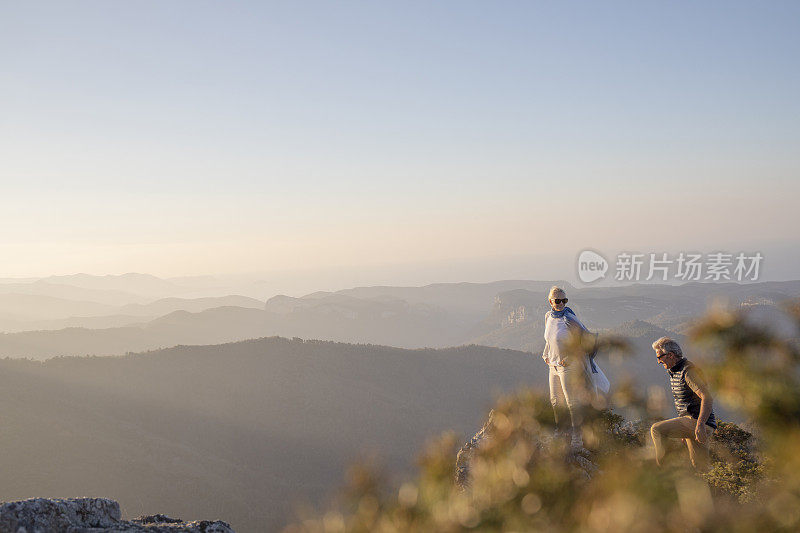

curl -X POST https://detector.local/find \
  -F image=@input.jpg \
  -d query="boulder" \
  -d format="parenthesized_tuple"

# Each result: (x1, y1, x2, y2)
(0, 498, 234, 532)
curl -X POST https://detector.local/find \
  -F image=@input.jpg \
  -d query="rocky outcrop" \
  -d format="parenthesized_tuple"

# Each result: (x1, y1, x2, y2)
(506, 305, 527, 325)
(455, 410, 495, 489)
(0, 498, 234, 533)
(455, 411, 602, 489)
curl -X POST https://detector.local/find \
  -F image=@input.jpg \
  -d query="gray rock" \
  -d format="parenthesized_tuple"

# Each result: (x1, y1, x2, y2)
(0, 498, 234, 533)
(455, 410, 495, 489)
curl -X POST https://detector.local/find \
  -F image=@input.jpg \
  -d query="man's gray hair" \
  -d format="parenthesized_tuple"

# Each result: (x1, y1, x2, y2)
(548, 285, 566, 300)
(652, 336, 683, 357)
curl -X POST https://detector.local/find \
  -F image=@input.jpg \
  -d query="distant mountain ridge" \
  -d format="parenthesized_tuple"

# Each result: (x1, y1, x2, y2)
(42, 273, 187, 297)
(118, 295, 264, 317)
(334, 280, 574, 320)
(1, 277, 799, 360)
(0, 295, 264, 334)
(0, 281, 144, 306)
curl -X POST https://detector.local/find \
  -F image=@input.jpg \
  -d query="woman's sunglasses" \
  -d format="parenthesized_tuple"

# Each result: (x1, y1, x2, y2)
(552, 298, 568, 304)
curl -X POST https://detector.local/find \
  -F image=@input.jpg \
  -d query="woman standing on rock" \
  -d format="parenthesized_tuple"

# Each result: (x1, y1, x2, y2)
(542, 286, 597, 448)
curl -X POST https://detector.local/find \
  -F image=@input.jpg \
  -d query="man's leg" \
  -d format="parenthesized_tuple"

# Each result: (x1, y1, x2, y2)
(685, 424, 711, 470)
(650, 416, 695, 466)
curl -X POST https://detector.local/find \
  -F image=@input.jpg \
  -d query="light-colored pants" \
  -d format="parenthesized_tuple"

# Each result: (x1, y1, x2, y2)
(549, 363, 586, 438)
(650, 415, 713, 470)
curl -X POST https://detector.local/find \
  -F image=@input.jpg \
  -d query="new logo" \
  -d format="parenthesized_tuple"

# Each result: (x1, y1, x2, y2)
(577, 250, 608, 283)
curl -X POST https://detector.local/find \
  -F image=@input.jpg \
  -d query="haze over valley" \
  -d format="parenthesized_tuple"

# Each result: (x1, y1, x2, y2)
(3, 272, 799, 530)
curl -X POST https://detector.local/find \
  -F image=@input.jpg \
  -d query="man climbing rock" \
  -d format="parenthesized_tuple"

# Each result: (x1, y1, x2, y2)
(650, 337, 717, 470)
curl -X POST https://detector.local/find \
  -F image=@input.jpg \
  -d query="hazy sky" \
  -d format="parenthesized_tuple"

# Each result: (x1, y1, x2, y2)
(1, 1, 798, 283)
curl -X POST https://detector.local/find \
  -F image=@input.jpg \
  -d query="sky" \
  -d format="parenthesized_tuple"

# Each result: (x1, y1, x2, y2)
(1, 1, 798, 286)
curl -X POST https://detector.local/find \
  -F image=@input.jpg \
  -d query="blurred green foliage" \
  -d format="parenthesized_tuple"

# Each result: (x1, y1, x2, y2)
(285, 304, 800, 532)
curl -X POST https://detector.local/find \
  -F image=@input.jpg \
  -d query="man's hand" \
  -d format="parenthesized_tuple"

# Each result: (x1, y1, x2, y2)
(695, 424, 707, 445)
(686, 366, 714, 443)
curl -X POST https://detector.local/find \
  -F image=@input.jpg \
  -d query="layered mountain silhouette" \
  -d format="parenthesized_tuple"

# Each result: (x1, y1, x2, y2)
(2, 278, 800, 359)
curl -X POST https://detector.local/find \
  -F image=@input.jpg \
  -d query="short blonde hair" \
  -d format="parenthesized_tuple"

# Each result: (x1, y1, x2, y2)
(652, 336, 683, 357)
(548, 285, 566, 300)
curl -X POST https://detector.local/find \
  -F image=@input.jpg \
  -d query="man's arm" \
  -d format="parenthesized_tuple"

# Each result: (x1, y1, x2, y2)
(685, 366, 713, 443)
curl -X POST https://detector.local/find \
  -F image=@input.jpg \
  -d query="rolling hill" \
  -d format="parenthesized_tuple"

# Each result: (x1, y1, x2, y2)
(0, 338, 541, 532)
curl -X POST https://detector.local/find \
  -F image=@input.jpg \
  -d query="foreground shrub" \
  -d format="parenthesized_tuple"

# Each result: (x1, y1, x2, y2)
(286, 304, 800, 532)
